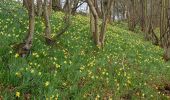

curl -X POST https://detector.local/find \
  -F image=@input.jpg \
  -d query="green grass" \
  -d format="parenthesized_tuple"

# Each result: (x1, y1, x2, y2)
(0, 1, 170, 100)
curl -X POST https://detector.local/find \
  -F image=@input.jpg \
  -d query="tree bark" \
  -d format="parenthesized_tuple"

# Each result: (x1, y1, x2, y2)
(24, 0, 35, 50)
(160, 0, 168, 47)
(140, 0, 147, 32)
(163, 0, 170, 61)
(87, 0, 100, 46)
(100, 0, 113, 47)
(37, 0, 43, 16)
(43, 0, 52, 39)
(23, 0, 29, 11)
(52, 0, 62, 11)
(127, 0, 136, 31)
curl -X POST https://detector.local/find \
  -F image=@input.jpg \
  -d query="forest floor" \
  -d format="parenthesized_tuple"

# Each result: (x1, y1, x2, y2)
(0, 1, 170, 100)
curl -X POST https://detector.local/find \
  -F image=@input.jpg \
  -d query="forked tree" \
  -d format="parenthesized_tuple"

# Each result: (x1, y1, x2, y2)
(16, 0, 53, 56)
(86, 0, 113, 47)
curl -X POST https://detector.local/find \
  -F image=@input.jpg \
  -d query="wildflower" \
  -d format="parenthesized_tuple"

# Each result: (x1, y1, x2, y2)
(96, 94, 100, 98)
(16, 91, 20, 97)
(109, 97, 112, 100)
(64, 61, 67, 64)
(9, 51, 12, 54)
(38, 72, 42, 75)
(127, 80, 131, 84)
(63, 83, 66, 86)
(30, 69, 34, 73)
(69, 60, 72, 64)
(80, 66, 85, 70)
(15, 53, 19, 58)
(55, 64, 61, 68)
(35, 54, 39, 58)
(15, 72, 22, 78)
(91, 76, 94, 79)
(45, 81, 50, 87)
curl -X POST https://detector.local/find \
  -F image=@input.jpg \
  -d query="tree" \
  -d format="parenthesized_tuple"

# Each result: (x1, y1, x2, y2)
(145, 0, 158, 45)
(127, 0, 136, 31)
(161, 0, 170, 61)
(52, 0, 62, 11)
(140, 0, 147, 32)
(37, 0, 43, 16)
(24, 0, 35, 50)
(17, 0, 54, 56)
(17, 0, 35, 57)
(43, 0, 52, 42)
(87, 0, 113, 47)
(100, 0, 114, 46)
(87, 0, 100, 46)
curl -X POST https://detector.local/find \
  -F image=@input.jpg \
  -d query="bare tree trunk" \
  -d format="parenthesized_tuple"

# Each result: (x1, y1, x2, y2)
(87, 0, 100, 46)
(145, 0, 158, 45)
(49, 0, 53, 16)
(23, 0, 29, 10)
(100, 0, 113, 47)
(108, 1, 114, 23)
(52, 0, 62, 11)
(24, 0, 35, 50)
(43, 0, 52, 40)
(37, 0, 43, 16)
(127, 0, 136, 31)
(140, 0, 147, 32)
(160, 0, 168, 47)
(163, 13, 170, 61)
(94, 0, 102, 18)
(163, 1, 170, 61)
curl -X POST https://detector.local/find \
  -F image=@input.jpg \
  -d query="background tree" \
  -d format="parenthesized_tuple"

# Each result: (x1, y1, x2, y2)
(87, 0, 113, 47)
(161, 0, 170, 61)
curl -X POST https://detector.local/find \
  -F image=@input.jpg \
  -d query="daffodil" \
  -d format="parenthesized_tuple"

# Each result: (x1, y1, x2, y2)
(55, 64, 60, 68)
(45, 81, 50, 87)
(64, 61, 67, 64)
(15, 53, 19, 58)
(15, 72, 22, 78)
(16, 91, 20, 97)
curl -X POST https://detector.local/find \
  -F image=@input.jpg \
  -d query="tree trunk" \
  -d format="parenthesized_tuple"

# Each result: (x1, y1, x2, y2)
(163, 0, 170, 61)
(160, 0, 168, 47)
(24, 0, 35, 50)
(127, 0, 136, 31)
(87, 0, 100, 46)
(100, 0, 113, 47)
(37, 0, 43, 16)
(140, 0, 147, 32)
(23, 0, 29, 11)
(52, 0, 62, 11)
(43, 0, 52, 40)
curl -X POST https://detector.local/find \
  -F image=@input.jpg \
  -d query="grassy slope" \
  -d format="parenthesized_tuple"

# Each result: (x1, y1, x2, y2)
(0, 1, 170, 99)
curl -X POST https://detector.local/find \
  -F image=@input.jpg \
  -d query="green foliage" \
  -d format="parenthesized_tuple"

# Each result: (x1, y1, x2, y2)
(0, 1, 170, 99)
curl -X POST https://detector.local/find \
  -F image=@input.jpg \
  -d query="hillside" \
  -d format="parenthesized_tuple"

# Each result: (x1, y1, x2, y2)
(0, 1, 170, 99)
